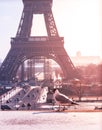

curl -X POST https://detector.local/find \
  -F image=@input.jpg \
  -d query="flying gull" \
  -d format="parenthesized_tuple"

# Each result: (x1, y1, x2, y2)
(52, 89, 78, 111)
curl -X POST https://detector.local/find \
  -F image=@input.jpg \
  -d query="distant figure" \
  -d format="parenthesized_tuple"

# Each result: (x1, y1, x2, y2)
(52, 89, 78, 111)
(27, 103, 31, 110)
(21, 103, 26, 110)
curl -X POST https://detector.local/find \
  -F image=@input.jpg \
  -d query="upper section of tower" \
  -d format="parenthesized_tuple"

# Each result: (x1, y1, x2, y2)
(16, 0, 58, 37)
(22, 0, 53, 13)
(23, 0, 52, 2)
(22, 0, 53, 5)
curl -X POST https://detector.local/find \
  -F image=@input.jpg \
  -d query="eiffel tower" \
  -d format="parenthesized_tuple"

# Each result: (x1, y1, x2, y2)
(0, 0, 80, 82)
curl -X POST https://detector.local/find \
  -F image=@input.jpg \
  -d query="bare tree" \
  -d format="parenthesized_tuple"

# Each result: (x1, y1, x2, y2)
(71, 79, 86, 101)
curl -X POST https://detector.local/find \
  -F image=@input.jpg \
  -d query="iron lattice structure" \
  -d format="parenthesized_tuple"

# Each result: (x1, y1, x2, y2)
(0, 0, 80, 81)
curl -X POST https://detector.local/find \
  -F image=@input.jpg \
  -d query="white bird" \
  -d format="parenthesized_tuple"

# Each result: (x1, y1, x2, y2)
(52, 89, 78, 111)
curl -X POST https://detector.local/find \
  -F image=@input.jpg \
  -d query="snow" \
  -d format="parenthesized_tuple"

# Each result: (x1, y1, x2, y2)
(0, 111, 102, 130)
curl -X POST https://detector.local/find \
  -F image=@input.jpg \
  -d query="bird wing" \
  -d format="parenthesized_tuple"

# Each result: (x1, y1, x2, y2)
(55, 93, 73, 104)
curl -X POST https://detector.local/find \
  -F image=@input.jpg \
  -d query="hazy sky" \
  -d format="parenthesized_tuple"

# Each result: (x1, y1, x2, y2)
(0, 0, 101, 61)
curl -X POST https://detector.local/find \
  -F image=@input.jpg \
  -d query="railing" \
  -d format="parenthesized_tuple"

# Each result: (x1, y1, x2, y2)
(28, 36, 48, 41)
(11, 36, 64, 44)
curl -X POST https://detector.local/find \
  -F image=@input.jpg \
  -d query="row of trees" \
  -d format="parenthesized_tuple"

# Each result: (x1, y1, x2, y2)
(77, 63, 102, 83)
(54, 63, 102, 84)
(54, 63, 102, 101)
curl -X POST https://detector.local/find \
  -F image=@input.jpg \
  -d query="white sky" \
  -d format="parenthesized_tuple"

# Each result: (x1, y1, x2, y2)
(0, 0, 101, 61)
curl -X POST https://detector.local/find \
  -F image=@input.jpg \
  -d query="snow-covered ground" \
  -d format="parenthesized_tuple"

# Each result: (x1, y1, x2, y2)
(0, 111, 102, 130)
